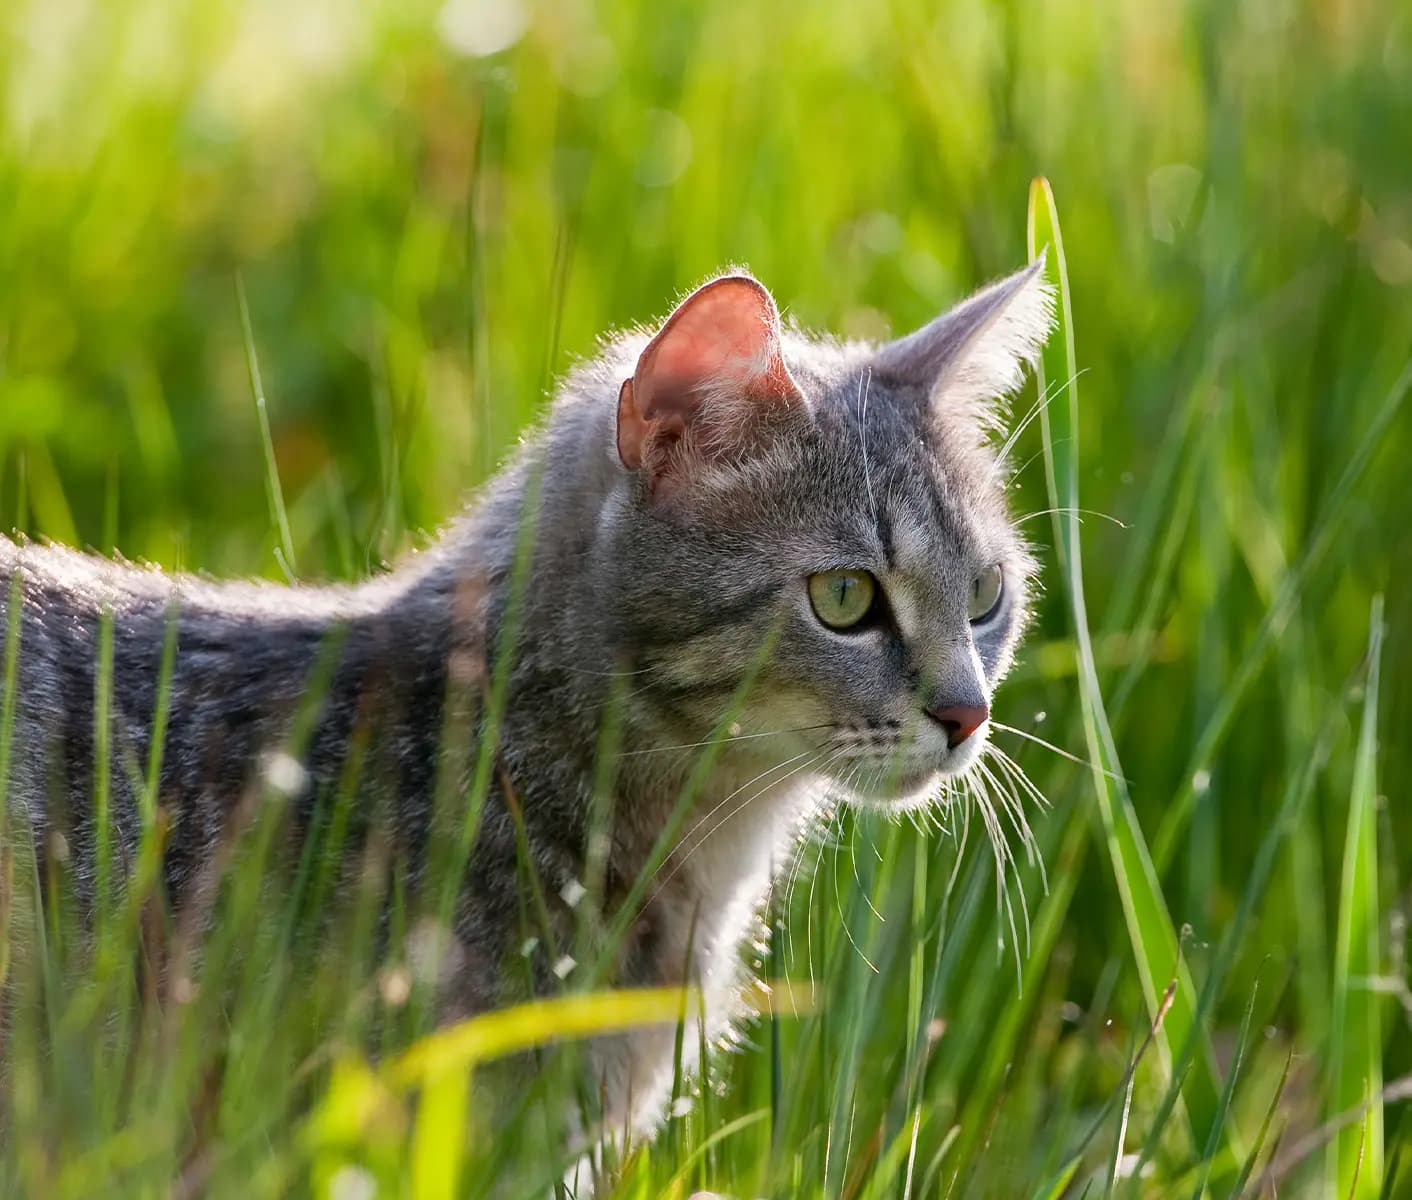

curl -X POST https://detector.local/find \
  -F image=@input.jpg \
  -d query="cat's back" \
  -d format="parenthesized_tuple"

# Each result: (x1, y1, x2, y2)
(0, 536, 392, 822)
(0, 536, 177, 646)
(0, 537, 119, 846)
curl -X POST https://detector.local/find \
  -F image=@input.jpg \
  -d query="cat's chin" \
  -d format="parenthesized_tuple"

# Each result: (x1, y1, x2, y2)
(831, 743, 983, 813)
(845, 778, 944, 814)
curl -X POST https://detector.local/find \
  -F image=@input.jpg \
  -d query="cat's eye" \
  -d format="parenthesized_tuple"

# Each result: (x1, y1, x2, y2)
(808, 569, 877, 630)
(968, 564, 1004, 624)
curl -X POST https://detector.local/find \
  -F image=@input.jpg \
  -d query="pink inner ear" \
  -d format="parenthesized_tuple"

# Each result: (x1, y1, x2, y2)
(640, 280, 791, 409)
(617, 275, 802, 477)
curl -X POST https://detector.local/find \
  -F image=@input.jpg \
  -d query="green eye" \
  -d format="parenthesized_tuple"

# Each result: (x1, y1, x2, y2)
(808, 569, 877, 630)
(968, 564, 1004, 623)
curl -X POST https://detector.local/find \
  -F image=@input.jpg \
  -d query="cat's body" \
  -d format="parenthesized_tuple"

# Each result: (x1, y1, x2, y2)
(0, 261, 1051, 1169)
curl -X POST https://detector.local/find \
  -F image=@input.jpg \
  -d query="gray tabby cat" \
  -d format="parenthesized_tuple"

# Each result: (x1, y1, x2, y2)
(0, 258, 1051, 1166)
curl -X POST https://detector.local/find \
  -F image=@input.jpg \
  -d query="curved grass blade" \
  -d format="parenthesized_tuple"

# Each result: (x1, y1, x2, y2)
(389, 986, 702, 1088)
(1026, 176, 1225, 1152)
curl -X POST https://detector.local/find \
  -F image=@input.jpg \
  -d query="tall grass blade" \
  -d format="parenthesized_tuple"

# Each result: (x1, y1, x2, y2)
(1327, 595, 1384, 1198)
(1026, 176, 1224, 1151)
(236, 273, 298, 578)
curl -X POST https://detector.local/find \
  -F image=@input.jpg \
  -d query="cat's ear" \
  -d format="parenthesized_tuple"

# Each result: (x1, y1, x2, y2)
(873, 257, 1054, 427)
(617, 274, 805, 496)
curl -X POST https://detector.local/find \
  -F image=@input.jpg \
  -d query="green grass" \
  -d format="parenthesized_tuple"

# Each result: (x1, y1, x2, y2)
(1027, 176, 1228, 1187)
(1329, 597, 1385, 1199)
(2, 0, 1411, 1195)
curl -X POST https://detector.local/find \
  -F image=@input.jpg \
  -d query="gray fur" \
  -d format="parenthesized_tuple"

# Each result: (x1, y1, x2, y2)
(0, 262, 1051, 1155)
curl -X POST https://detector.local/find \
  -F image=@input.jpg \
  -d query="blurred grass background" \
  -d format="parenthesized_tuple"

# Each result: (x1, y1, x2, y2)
(2, 0, 1411, 1195)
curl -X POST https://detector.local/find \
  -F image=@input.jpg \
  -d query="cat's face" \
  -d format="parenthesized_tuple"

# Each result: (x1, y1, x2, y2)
(611, 265, 1051, 811)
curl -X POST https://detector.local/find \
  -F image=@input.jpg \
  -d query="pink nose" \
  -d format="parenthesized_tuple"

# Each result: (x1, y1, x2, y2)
(927, 702, 989, 749)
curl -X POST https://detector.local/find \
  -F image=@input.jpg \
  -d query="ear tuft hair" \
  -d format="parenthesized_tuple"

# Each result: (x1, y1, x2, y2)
(872, 257, 1055, 431)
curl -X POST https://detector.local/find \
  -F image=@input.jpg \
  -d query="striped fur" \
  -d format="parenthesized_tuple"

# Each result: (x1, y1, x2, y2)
(0, 261, 1051, 1168)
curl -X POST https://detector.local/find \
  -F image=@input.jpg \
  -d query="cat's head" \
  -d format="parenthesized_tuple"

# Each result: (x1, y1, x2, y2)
(609, 261, 1052, 811)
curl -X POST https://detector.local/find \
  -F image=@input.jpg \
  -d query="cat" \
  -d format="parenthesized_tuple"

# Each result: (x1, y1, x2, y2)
(0, 257, 1051, 1184)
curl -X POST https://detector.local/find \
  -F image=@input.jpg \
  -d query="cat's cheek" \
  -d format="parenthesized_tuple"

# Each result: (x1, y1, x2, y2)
(972, 617, 1022, 684)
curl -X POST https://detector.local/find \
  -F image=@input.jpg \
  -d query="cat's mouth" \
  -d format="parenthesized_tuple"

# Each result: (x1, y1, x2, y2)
(824, 722, 985, 810)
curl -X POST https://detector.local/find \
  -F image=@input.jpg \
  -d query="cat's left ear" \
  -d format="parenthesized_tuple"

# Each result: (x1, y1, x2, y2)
(872, 257, 1054, 426)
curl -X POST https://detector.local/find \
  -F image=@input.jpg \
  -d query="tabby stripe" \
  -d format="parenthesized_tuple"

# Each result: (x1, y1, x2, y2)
(630, 585, 777, 649)
(875, 504, 896, 569)
(638, 673, 741, 704)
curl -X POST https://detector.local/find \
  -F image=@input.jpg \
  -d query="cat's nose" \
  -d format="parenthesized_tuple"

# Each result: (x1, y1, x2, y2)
(926, 701, 989, 749)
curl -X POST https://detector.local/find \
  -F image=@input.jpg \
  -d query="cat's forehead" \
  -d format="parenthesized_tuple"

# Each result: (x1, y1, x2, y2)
(789, 357, 1014, 569)
(797, 416, 993, 564)
(784, 341, 931, 457)
(667, 331, 1018, 574)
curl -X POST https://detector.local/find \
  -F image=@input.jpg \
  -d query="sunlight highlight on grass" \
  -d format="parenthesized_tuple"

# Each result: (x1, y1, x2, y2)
(390, 987, 703, 1088)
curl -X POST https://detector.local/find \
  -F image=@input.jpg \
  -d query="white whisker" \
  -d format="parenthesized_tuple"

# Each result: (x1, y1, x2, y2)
(776, 752, 852, 979)
(850, 819, 886, 923)
(990, 720, 1127, 783)
(966, 766, 1026, 969)
(977, 754, 1041, 863)
(977, 761, 1032, 870)
(945, 782, 972, 899)
(1013, 506, 1128, 529)
(988, 367, 1088, 481)
(857, 368, 880, 529)
(985, 743, 1052, 811)
(648, 749, 823, 900)
(834, 814, 880, 974)
(983, 748, 1051, 896)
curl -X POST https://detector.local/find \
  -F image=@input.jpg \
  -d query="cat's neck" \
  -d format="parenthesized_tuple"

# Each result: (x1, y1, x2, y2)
(406, 401, 825, 982)
(605, 740, 827, 988)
